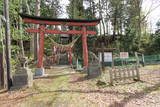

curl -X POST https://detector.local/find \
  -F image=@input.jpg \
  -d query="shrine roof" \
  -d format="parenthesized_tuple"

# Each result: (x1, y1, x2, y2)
(19, 13, 101, 23)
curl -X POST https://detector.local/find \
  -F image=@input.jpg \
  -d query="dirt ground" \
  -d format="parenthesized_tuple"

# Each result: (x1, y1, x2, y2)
(0, 65, 160, 107)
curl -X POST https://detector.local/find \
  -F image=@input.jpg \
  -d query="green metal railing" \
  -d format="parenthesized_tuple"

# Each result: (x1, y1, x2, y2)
(113, 55, 160, 66)
(72, 54, 160, 67)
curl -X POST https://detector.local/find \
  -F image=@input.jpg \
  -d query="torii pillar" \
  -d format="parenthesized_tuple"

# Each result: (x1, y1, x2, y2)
(35, 24, 45, 76)
(82, 26, 88, 67)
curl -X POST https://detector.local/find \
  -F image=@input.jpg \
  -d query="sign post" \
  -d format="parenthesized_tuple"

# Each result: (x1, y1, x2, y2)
(99, 52, 113, 66)
(120, 52, 129, 66)
(120, 52, 129, 59)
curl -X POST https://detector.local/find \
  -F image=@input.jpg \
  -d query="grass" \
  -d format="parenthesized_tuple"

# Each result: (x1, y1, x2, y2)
(21, 73, 70, 107)
(137, 84, 147, 89)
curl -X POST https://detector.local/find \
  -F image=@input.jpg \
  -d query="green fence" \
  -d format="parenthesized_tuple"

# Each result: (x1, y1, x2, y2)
(112, 55, 160, 66)
(143, 55, 160, 65)
(72, 55, 160, 67)
(144, 55, 160, 61)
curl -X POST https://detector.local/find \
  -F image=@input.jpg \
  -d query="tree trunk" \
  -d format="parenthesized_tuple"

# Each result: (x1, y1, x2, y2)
(25, 0, 34, 57)
(99, 0, 102, 36)
(3, 0, 12, 90)
(0, 52, 4, 88)
(19, 6, 25, 56)
(0, 19, 4, 88)
(134, 0, 142, 50)
(113, 6, 118, 37)
(34, 0, 41, 60)
(137, 4, 141, 50)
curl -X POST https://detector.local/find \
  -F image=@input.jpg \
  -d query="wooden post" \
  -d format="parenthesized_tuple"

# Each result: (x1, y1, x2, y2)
(142, 54, 145, 66)
(135, 52, 139, 66)
(69, 49, 72, 65)
(76, 58, 79, 69)
(82, 26, 88, 67)
(135, 66, 140, 80)
(109, 69, 113, 85)
(112, 51, 114, 67)
(101, 42, 105, 71)
(37, 24, 45, 68)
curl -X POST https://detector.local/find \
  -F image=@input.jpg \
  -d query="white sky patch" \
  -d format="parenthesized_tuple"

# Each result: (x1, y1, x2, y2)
(142, 0, 160, 32)
(59, 0, 69, 18)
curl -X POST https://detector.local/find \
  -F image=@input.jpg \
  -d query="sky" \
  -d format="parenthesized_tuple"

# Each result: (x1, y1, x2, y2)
(142, 0, 160, 32)
(59, 0, 160, 32)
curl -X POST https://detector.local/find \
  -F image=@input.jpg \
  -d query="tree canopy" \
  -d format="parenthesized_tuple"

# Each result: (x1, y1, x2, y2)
(0, 0, 160, 58)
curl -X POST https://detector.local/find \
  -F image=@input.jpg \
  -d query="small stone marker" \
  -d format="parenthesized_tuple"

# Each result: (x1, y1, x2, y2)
(83, 65, 101, 79)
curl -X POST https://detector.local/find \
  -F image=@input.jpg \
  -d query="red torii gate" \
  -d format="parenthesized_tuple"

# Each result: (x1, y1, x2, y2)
(20, 14, 100, 74)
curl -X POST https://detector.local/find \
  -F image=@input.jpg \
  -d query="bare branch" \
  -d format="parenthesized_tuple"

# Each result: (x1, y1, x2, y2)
(141, 3, 160, 22)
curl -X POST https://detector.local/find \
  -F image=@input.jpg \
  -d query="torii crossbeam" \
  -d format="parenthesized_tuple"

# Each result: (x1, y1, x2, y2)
(20, 13, 100, 75)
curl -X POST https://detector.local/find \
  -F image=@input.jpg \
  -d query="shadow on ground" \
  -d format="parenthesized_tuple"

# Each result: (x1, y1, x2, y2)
(34, 73, 78, 80)
(1, 82, 160, 107)
(108, 82, 160, 107)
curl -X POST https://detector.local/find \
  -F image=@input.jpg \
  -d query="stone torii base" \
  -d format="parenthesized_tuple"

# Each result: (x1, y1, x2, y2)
(35, 68, 45, 76)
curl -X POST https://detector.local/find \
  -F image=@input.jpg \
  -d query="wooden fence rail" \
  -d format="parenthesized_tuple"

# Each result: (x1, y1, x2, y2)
(109, 66, 140, 85)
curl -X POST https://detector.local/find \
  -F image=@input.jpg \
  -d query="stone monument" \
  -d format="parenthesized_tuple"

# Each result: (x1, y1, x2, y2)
(12, 56, 33, 88)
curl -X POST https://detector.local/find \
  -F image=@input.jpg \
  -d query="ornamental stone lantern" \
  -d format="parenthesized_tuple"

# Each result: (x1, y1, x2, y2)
(12, 56, 33, 88)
